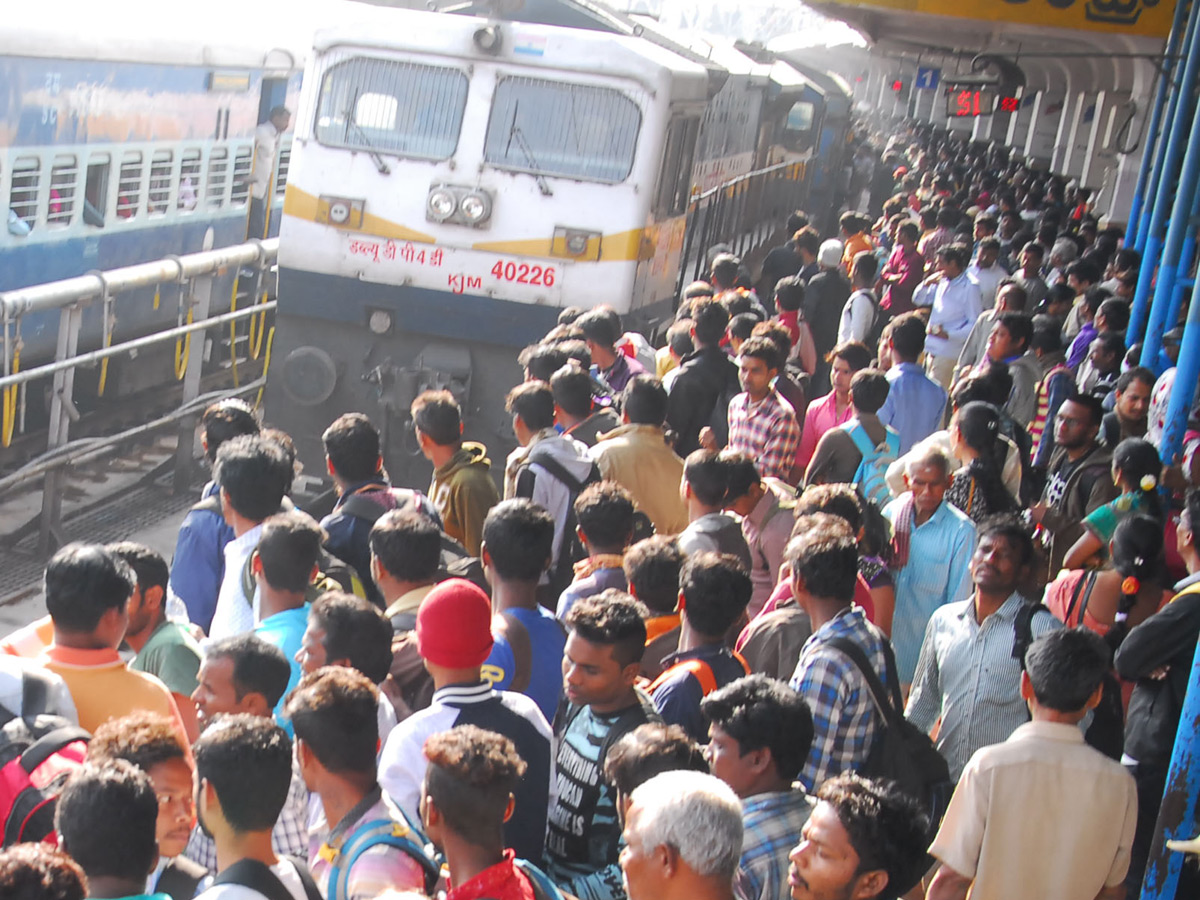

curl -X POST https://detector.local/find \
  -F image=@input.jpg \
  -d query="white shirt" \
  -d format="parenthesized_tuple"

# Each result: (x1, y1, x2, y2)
(250, 122, 282, 201)
(837, 289, 876, 345)
(967, 262, 1005, 310)
(196, 858, 308, 900)
(207, 523, 264, 640)
(914, 272, 984, 361)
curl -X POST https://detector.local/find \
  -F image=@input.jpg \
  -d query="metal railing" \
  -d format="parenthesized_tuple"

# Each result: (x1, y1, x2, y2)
(0, 238, 279, 554)
(675, 159, 810, 297)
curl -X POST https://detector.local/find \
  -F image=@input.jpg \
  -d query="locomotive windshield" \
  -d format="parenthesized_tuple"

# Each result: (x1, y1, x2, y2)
(483, 76, 642, 183)
(315, 57, 469, 161)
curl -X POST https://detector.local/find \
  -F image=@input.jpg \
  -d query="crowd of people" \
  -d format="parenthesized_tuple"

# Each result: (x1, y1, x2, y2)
(1, 126, 1198, 900)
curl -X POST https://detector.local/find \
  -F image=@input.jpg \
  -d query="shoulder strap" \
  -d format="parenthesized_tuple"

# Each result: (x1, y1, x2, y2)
(328, 816, 442, 899)
(648, 658, 718, 696)
(240, 552, 257, 608)
(1077, 573, 1099, 623)
(1012, 603, 1053, 669)
(1063, 572, 1097, 626)
(213, 858, 319, 900)
(598, 691, 660, 767)
(515, 859, 567, 900)
(154, 858, 206, 900)
(826, 636, 900, 725)
(191, 494, 223, 516)
(496, 612, 533, 694)
(339, 493, 389, 525)
(525, 447, 596, 494)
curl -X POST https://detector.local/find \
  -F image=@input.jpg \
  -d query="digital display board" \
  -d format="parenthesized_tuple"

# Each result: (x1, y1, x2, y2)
(946, 87, 997, 118)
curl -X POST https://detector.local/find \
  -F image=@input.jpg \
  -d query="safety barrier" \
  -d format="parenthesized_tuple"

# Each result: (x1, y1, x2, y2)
(0, 238, 279, 554)
(675, 160, 810, 298)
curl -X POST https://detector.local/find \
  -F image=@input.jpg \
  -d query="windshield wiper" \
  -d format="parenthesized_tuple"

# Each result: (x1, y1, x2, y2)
(345, 88, 392, 176)
(507, 103, 552, 196)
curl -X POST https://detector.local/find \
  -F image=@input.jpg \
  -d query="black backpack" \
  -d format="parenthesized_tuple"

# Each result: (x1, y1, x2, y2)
(211, 858, 321, 900)
(827, 637, 951, 832)
(516, 446, 601, 597)
(1013, 596, 1125, 760)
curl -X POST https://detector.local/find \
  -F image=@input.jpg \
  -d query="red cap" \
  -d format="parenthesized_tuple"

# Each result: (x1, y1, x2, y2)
(416, 578, 494, 668)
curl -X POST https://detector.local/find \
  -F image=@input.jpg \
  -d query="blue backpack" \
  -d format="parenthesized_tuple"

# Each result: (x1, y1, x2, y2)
(322, 801, 443, 900)
(841, 420, 900, 508)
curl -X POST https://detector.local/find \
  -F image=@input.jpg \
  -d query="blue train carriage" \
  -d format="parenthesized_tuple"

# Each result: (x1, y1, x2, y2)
(267, 7, 711, 485)
(0, 2, 303, 407)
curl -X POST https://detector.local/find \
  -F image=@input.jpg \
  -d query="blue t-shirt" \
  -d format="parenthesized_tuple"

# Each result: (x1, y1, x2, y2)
(254, 605, 309, 733)
(482, 606, 566, 723)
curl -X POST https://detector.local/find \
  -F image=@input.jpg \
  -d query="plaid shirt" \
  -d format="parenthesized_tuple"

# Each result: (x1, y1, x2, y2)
(735, 791, 813, 900)
(790, 606, 890, 791)
(726, 389, 800, 482)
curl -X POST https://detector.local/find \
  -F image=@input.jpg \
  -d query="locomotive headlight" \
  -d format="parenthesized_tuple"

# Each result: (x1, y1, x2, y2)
(427, 189, 456, 222)
(328, 200, 351, 225)
(460, 192, 492, 224)
(368, 309, 393, 335)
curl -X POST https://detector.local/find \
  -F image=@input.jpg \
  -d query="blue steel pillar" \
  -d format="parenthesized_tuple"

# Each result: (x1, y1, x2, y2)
(1137, 45, 1200, 372)
(1132, 0, 1200, 354)
(1128, 0, 1190, 247)
(1161, 185, 1200, 338)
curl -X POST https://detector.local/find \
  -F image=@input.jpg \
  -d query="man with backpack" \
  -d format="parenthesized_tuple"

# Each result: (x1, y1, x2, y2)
(421, 724, 564, 900)
(480, 499, 568, 723)
(378, 579, 552, 863)
(836, 251, 881, 346)
(787, 515, 891, 791)
(548, 591, 662, 900)
(906, 518, 1062, 781)
(678, 450, 752, 571)
(722, 337, 800, 484)
(285, 667, 435, 900)
(649, 553, 752, 743)
(193, 715, 320, 900)
(804, 370, 898, 508)
(319, 412, 416, 607)
(504, 381, 598, 601)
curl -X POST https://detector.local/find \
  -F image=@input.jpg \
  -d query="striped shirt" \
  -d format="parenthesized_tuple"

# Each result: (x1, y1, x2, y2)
(308, 794, 426, 900)
(790, 606, 890, 791)
(882, 498, 977, 684)
(735, 791, 813, 900)
(727, 389, 800, 482)
(905, 594, 1063, 781)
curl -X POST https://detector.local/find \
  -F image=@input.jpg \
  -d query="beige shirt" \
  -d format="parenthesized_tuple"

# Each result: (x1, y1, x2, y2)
(930, 721, 1137, 899)
(589, 423, 688, 536)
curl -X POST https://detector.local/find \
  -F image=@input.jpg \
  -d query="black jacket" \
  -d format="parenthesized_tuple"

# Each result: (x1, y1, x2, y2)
(803, 270, 850, 359)
(666, 346, 739, 456)
(1115, 583, 1200, 767)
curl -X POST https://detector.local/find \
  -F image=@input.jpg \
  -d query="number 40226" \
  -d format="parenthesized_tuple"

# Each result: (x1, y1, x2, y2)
(491, 260, 556, 287)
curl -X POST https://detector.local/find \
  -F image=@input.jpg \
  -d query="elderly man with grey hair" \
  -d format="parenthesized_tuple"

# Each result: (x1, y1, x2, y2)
(882, 445, 977, 688)
(620, 770, 743, 900)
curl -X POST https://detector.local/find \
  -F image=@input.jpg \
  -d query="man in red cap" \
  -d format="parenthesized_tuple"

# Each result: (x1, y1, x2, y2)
(377, 578, 553, 863)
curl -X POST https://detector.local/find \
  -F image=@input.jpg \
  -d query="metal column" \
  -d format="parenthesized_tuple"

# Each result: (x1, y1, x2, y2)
(1130, 0, 1200, 348)
(1128, 0, 1190, 246)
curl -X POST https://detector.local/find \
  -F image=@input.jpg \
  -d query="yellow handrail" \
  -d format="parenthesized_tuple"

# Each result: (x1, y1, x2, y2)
(2, 344, 20, 448)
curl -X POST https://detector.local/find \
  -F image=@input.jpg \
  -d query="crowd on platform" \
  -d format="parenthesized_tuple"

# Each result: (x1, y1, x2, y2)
(2, 124, 1199, 900)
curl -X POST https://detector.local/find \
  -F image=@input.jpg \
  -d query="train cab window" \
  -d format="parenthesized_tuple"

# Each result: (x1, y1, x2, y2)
(653, 116, 700, 217)
(275, 140, 291, 200)
(83, 156, 110, 227)
(148, 150, 173, 216)
(483, 77, 642, 183)
(230, 148, 253, 206)
(9, 158, 40, 232)
(206, 149, 229, 209)
(178, 149, 201, 212)
(47, 157, 78, 228)
(315, 57, 468, 161)
(117, 152, 143, 219)
(785, 102, 815, 133)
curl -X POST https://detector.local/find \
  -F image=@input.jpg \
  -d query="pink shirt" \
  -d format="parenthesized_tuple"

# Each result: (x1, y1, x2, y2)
(795, 391, 853, 472)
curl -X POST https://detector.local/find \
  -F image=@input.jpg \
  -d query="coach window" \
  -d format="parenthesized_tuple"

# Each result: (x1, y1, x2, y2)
(47, 156, 79, 228)
(83, 155, 110, 227)
(9, 158, 40, 232)
(148, 150, 173, 216)
(785, 101, 815, 134)
(315, 57, 468, 160)
(179, 149, 202, 212)
(206, 148, 229, 209)
(117, 152, 143, 219)
(230, 148, 253, 206)
(484, 77, 642, 183)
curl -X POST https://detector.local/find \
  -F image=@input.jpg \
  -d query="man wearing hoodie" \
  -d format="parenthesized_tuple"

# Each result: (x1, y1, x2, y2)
(678, 449, 751, 571)
(504, 381, 598, 598)
(412, 390, 499, 557)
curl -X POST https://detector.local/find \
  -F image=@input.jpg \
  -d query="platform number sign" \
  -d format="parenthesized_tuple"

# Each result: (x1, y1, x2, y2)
(947, 87, 997, 118)
(915, 67, 940, 90)
(998, 96, 1020, 113)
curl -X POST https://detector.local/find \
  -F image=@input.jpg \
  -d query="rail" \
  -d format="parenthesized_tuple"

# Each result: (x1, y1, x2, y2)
(0, 238, 279, 554)
(675, 159, 810, 298)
